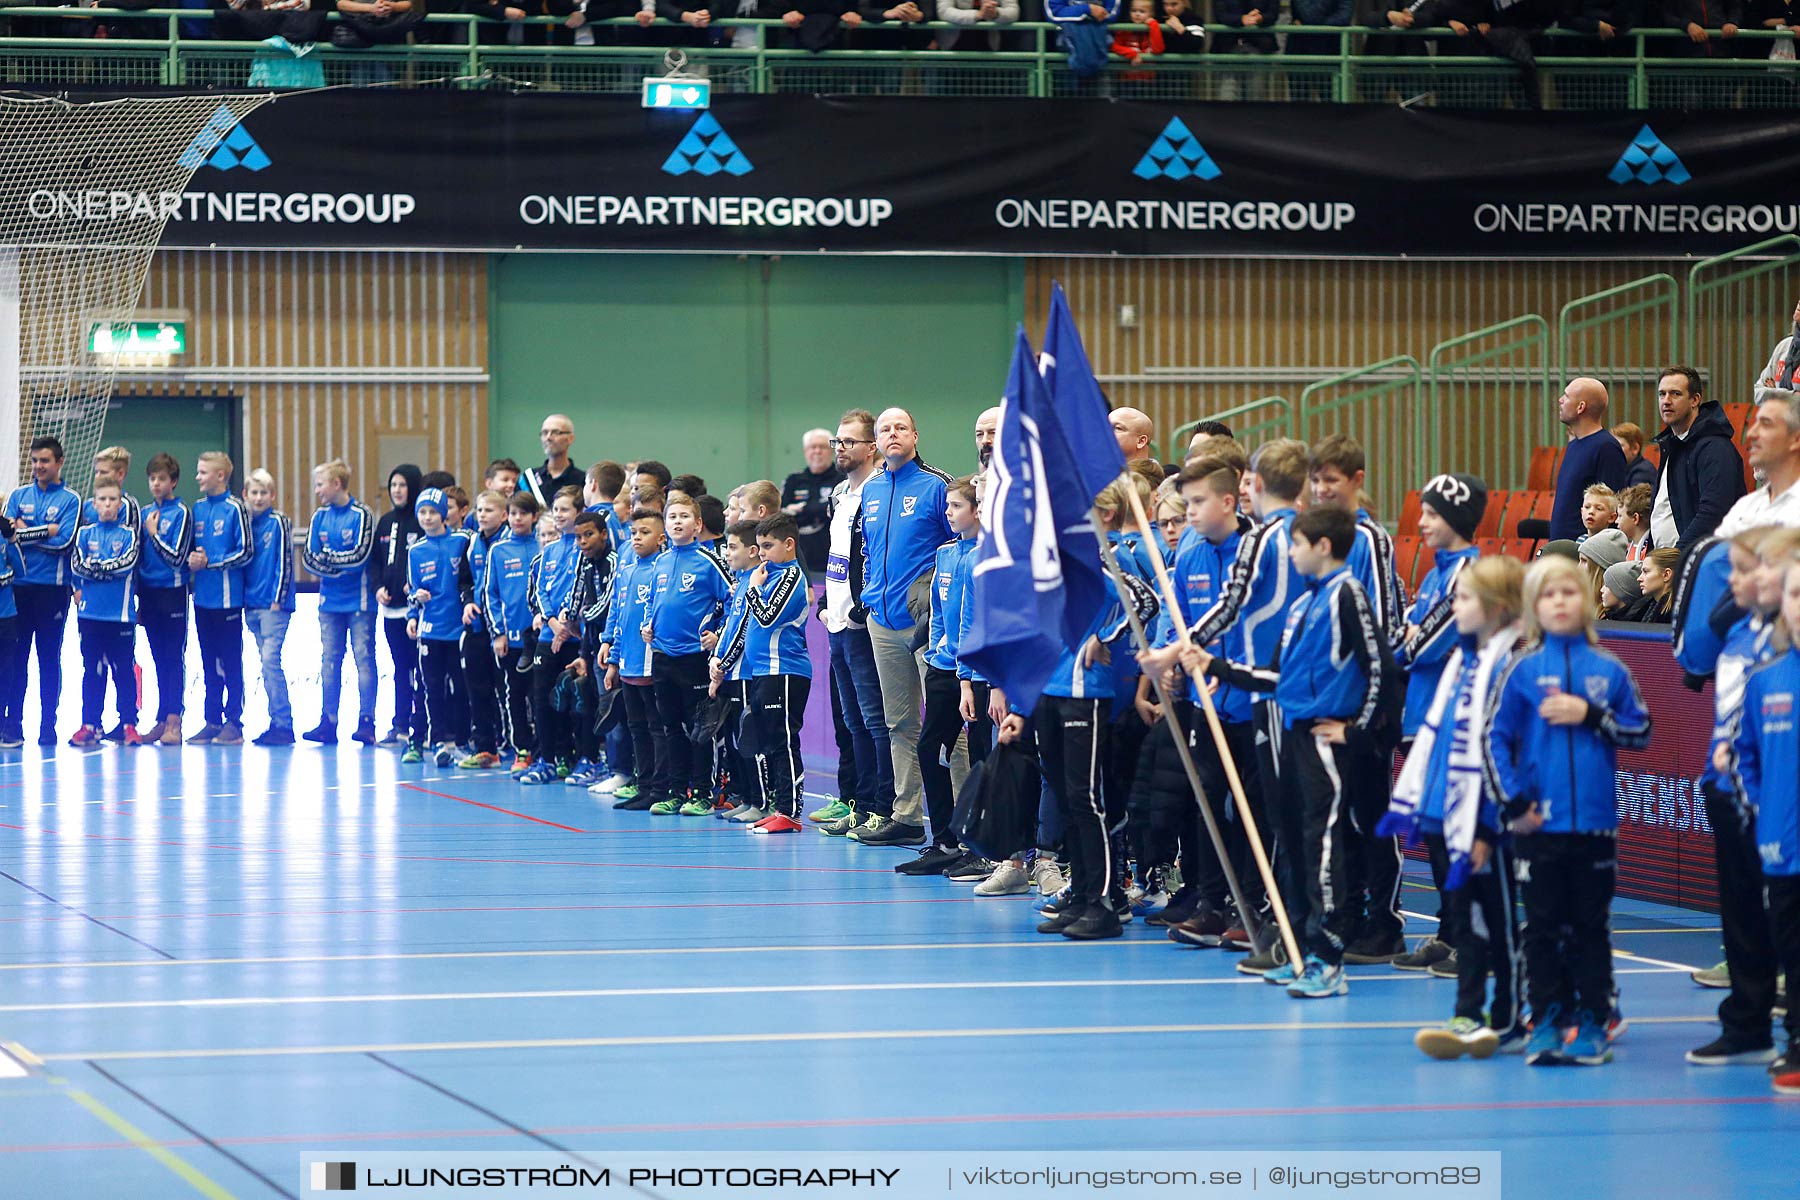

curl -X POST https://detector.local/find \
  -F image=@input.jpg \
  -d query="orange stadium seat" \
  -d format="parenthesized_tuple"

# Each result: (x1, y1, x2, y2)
(1392, 536, 1421, 594)
(1502, 538, 1537, 562)
(1398, 490, 1423, 538)
(1530, 491, 1555, 523)
(1498, 491, 1536, 538)
(1476, 537, 1504, 559)
(1475, 490, 1508, 539)
(1527, 445, 1561, 492)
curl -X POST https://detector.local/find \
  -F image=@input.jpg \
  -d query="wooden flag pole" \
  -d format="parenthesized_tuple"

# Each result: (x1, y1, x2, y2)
(1116, 476, 1302, 971)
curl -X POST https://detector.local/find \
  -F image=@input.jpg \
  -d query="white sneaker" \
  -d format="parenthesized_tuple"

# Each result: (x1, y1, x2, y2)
(974, 859, 1029, 896)
(1030, 857, 1067, 896)
(589, 772, 630, 796)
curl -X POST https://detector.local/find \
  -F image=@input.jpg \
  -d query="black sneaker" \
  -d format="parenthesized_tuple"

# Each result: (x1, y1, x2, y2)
(101, 723, 125, 743)
(376, 727, 406, 748)
(36, 726, 56, 747)
(1769, 1051, 1799, 1075)
(1429, 951, 1461, 979)
(352, 720, 379, 746)
(1342, 934, 1408, 964)
(895, 845, 962, 876)
(944, 852, 995, 882)
(1686, 1032, 1778, 1066)
(1236, 945, 1284, 976)
(1036, 904, 1087, 935)
(1392, 937, 1454, 971)
(1063, 904, 1124, 940)
(613, 793, 659, 811)
(1146, 886, 1202, 928)
(253, 726, 296, 746)
(857, 820, 927, 847)
(303, 720, 338, 744)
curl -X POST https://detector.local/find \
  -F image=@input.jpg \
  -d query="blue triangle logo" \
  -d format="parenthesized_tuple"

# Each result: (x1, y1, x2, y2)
(1133, 117, 1220, 182)
(662, 114, 754, 177)
(1608, 124, 1688, 186)
(176, 103, 251, 171)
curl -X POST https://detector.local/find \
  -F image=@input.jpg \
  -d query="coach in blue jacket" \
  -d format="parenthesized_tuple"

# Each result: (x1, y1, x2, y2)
(854, 407, 956, 847)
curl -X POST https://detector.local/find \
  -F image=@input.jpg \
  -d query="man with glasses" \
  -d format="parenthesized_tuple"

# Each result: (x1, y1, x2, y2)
(814, 409, 895, 835)
(524, 414, 584, 509)
(781, 428, 845, 575)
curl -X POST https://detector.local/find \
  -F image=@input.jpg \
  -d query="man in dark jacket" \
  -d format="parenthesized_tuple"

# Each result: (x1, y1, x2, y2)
(1650, 366, 1747, 550)
(781, 429, 845, 575)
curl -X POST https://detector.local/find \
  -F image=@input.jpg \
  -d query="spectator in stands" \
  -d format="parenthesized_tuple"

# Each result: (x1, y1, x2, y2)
(1612, 422, 1658, 490)
(1664, 0, 1741, 55)
(460, 0, 530, 42)
(1561, 0, 1648, 53)
(332, 0, 425, 46)
(217, 0, 327, 47)
(1289, 0, 1352, 100)
(938, 0, 1019, 49)
(1600, 560, 1644, 620)
(1111, 407, 1155, 463)
(1547, 377, 1629, 541)
(1214, 0, 1277, 53)
(1111, 0, 1165, 71)
(558, 0, 655, 46)
(1636, 547, 1679, 622)
(1050, 0, 1120, 80)
(857, 0, 934, 48)
(1755, 299, 1800, 405)
(766, 0, 861, 50)
(1617, 482, 1652, 560)
(1718, 393, 1800, 536)
(1651, 366, 1746, 550)
(653, 0, 725, 43)
(1157, 0, 1208, 51)
(781, 428, 844, 574)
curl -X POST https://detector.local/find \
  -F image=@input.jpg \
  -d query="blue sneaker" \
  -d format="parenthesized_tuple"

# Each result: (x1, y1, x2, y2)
(1287, 955, 1348, 999)
(518, 761, 557, 786)
(1565, 1011, 1614, 1066)
(1525, 1006, 1568, 1066)
(564, 758, 602, 786)
(433, 744, 456, 768)
(1262, 957, 1301, 987)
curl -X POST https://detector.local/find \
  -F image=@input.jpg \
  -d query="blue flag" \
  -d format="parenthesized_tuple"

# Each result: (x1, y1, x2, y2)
(961, 330, 1067, 711)
(1042, 282, 1129, 502)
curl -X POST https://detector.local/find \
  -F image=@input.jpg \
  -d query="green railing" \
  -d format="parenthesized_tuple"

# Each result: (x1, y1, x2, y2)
(1686, 236, 1800, 405)
(1165, 394, 1294, 460)
(1298, 355, 1422, 522)
(1424, 315, 1549, 504)
(1556, 273, 1679, 434)
(0, 10, 1797, 105)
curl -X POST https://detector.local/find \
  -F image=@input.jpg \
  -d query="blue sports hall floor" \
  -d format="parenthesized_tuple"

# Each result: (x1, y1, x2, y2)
(0, 743, 1794, 1199)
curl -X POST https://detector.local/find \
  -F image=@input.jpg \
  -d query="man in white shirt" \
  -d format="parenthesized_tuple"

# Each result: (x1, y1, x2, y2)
(1753, 300, 1800, 407)
(1717, 393, 1800, 537)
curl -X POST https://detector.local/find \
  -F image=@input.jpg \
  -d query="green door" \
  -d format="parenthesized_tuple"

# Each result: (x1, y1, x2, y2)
(100, 393, 239, 505)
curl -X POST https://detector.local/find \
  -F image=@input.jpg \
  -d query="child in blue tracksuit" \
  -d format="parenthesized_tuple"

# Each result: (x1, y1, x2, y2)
(69, 481, 140, 746)
(520, 486, 584, 784)
(303, 460, 378, 745)
(1394, 472, 1487, 968)
(457, 490, 508, 769)
(188, 452, 253, 745)
(905, 477, 984, 868)
(1382, 555, 1529, 1061)
(1691, 530, 1787, 1068)
(1195, 506, 1394, 999)
(0, 520, 25, 749)
(707, 521, 761, 823)
(482, 492, 541, 772)
(601, 509, 668, 809)
(1487, 554, 1651, 1067)
(719, 514, 814, 832)
(243, 469, 296, 746)
(139, 453, 192, 746)
(1736, 556, 1800, 1091)
(646, 495, 733, 814)
(405, 488, 474, 768)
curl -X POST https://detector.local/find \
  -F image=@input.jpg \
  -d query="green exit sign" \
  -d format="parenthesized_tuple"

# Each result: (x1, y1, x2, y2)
(642, 77, 710, 111)
(89, 320, 185, 355)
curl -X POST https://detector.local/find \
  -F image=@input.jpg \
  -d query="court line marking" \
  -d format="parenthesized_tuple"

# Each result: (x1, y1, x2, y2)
(61, 1084, 239, 1199)
(0, 869, 177, 961)
(37, 1015, 1719, 1063)
(85, 1061, 294, 1200)
(0, 966, 1688, 1015)
(0, 1050, 25, 1078)
(1615, 948, 1706, 973)
(0, 895, 987, 925)
(398, 783, 585, 833)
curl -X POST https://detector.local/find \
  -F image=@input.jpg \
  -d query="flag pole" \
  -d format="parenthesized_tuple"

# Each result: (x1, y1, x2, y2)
(1115, 477, 1302, 971)
(1087, 512, 1267, 955)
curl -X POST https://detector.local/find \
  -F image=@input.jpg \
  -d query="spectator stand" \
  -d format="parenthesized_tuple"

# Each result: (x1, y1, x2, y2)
(1161, 394, 1293, 461)
(6, 12, 1800, 103)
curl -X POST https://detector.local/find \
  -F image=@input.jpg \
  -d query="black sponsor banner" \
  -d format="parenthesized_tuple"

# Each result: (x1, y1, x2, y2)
(31, 90, 1800, 255)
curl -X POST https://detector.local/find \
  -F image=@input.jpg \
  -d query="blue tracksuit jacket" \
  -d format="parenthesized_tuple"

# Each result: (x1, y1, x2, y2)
(72, 519, 139, 623)
(5, 481, 81, 587)
(858, 456, 953, 630)
(304, 498, 376, 614)
(1737, 647, 1800, 876)
(190, 492, 253, 610)
(245, 509, 295, 612)
(138, 497, 191, 590)
(649, 540, 732, 657)
(1399, 544, 1482, 737)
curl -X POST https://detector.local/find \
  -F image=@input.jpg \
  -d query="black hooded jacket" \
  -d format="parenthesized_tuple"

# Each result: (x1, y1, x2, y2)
(375, 463, 424, 612)
(1652, 401, 1746, 549)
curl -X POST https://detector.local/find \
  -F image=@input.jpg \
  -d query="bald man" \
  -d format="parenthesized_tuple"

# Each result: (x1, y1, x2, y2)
(523, 413, 583, 508)
(975, 406, 1000, 470)
(1110, 407, 1155, 462)
(1548, 377, 1629, 541)
(781, 428, 844, 573)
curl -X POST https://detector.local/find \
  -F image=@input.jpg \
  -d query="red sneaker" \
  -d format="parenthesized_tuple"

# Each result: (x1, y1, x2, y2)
(750, 813, 803, 835)
(1774, 1069, 1800, 1096)
(122, 727, 144, 747)
(67, 726, 101, 748)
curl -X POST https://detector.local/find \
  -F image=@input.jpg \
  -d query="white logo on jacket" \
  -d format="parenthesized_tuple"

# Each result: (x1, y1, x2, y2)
(901, 496, 918, 516)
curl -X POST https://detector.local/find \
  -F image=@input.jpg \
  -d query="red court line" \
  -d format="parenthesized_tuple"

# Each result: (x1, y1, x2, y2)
(0, 823, 897, 875)
(399, 783, 585, 832)
(2, 1094, 1790, 1155)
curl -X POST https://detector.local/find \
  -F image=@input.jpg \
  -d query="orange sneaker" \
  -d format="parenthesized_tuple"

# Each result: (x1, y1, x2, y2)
(750, 812, 803, 835)
(122, 727, 144, 747)
(67, 726, 101, 748)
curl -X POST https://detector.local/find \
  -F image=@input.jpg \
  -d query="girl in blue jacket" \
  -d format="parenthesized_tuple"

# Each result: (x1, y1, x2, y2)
(1382, 555, 1528, 1062)
(1487, 554, 1651, 1068)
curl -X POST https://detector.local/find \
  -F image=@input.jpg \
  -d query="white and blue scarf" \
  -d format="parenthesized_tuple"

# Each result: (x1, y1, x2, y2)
(1381, 623, 1521, 891)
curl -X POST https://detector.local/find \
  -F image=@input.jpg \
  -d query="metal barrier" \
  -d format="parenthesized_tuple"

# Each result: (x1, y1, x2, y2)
(1425, 316, 1549, 501)
(0, 10, 1797, 105)
(1686, 236, 1800, 406)
(1164, 395, 1294, 461)
(1556, 273, 1679, 433)
(1298, 356, 1422, 522)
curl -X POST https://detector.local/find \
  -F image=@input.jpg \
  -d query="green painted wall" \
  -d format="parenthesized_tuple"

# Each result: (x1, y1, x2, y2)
(489, 254, 1024, 488)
